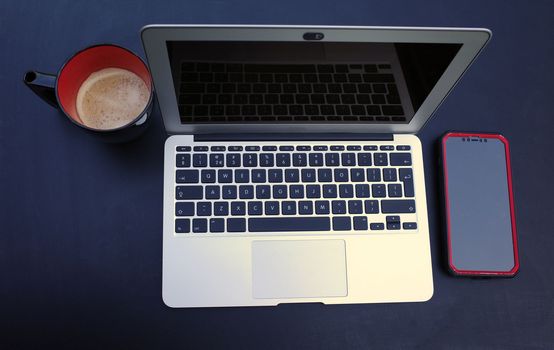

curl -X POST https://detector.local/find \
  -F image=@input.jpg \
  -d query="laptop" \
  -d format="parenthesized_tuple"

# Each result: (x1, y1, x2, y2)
(141, 25, 490, 307)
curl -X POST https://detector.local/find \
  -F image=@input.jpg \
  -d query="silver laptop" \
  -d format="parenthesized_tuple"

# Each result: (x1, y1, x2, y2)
(141, 25, 490, 307)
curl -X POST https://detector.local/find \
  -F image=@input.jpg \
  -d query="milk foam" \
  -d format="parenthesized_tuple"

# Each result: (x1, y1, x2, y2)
(76, 68, 149, 130)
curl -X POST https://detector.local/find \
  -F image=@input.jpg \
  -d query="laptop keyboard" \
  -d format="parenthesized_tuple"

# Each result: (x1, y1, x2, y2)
(173, 143, 417, 235)
(177, 62, 407, 124)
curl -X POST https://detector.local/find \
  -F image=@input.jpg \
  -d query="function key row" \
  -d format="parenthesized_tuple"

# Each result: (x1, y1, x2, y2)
(177, 145, 410, 152)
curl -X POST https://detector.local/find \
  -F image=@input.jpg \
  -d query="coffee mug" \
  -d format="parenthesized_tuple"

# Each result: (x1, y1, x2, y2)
(24, 44, 154, 143)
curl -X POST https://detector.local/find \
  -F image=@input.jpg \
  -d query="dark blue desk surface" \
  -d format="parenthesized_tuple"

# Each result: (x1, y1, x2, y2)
(1, 1, 553, 348)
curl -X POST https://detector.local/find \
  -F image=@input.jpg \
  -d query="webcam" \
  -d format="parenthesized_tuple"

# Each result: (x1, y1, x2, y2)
(303, 32, 324, 41)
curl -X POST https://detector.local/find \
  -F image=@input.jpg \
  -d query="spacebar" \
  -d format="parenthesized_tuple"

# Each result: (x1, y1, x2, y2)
(249, 217, 330, 232)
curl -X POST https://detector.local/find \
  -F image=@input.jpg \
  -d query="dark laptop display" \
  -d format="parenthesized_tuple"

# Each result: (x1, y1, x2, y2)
(166, 41, 461, 124)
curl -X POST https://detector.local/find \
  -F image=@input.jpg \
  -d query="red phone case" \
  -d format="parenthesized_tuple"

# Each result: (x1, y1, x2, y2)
(441, 132, 519, 277)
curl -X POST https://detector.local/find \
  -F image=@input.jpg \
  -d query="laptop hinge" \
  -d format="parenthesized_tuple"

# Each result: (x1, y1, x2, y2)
(194, 133, 394, 142)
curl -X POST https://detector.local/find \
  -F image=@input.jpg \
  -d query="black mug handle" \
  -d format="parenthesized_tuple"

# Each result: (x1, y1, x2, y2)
(23, 71, 59, 108)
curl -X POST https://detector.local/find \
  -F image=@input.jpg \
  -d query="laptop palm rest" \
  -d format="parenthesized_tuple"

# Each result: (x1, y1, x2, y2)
(251, 240, 348, 299)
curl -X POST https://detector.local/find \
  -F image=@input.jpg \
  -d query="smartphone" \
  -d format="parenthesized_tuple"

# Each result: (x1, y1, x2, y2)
(441, 132, 519, 277)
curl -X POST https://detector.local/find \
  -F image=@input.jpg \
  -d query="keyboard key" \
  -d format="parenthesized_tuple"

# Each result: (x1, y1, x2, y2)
(201, 170, 216, 183)
(231, 201, 246, 215)
(226, 153, 241, 167)
(176, 170, 199, 183)
(339, 184, 354, 198)
(250, 217, 330, 232)
(330, 145, 344, 151)
(383, 168, 397, 182)
(313, 146, 328, 151)
(192, 219, 208, 233)
(366, 169, 381, 182)
(273, 185, 287, 198)
(364, 200, 379, 214)
(355, 184, 370, 198)
(228, 146, 243, 151)
(193, 146, 208, 152)
(209, 154, 224, 167)
(350, 168, 365, 182)
(213, 202, 229, 216)
(325, 153, 340, 166)
(315, 200, 330, 214)
(245, 145, 259, 151)
(372, 184, 386, 198)
(301, 169, 316, 182)
(323, 184, 337, 198)
(353, 216, 368, 230)
(309, 153, 324, 166)
(357, 153, 372, 166)
(390, 153, 412, 166)
(363, 145, 378, 151)
(403, 222, 418, 230)
(292, 153, 307, 166)
(239, 185, 254, 199)
(290, 185, 304, 198)
(374, 153, 388, 166)
(348, 200, 363, 214)
(285, 169, 300, 183)
(262, 145, 277, 151)
(282, 201, 297, 215)
(235, 169, 249, 183)
(387, 222, 401, 230)
(197, 202, 212, 216)
(399, 168, 415, 197)
(205, 186, 220, 199)
(176, 154, 191, 167)
(332, 200, 347, 214)
(210, 218, 224, 233)
(227, 218, 246, 232)
(176, 146, 191, 152)
(380, 145, 394, 151)
(252, 169, 266, 183)
(243, 154, 258, 167)
(334, 169, 349, 182)
(318, 169, 332, 182)
(298, 201, 314, 215)
(333, 217, 351, 231)
(381, 200, 416, 213)
(306, 185, 321, 198)
(388, 184, 402, 198)
(193, 154, 207, 167)
(260, 153, 274, 167)
(276, 153, 291, 166)
(222, 185, 237, 199)
(396, 145, 411, 151)
(175, 219, 190, 233)
(218, 169, 233, 183)
(175, 186, 203, 200)
(176, 202, 194, 216)
(268, 169, 283, 183)
(296, 145, 311, 151)
(265, 201, 280, 215)
(386, 215, 400, 223)
(248, 201, 263, 215)
(370, 223, 384, 230)
(341, 153, 356, 166)
(256, 185, 271, 199)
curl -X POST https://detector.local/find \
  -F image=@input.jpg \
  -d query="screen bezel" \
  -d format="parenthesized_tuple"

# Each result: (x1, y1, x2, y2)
(442, 132, 519, 277)
(141, 25, 491, 135)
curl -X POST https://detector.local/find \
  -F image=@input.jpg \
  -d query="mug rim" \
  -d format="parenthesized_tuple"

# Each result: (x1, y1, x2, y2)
(55, 43, 154, 133)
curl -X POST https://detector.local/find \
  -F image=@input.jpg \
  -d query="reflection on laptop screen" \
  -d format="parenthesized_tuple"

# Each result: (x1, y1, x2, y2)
(166, 41, 461, 124)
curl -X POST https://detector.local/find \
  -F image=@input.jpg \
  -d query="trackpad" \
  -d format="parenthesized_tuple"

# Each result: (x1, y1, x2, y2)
(252, 240, 347, 299)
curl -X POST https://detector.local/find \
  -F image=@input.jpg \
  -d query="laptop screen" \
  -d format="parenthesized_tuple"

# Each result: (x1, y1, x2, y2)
(166, 41, 461, 125)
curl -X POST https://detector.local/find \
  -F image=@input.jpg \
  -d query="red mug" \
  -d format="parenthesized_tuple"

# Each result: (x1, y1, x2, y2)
(24, 44, 154, 142)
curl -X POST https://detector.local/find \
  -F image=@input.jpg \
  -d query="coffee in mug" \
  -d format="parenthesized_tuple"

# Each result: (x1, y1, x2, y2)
(76, 68, 150, 130)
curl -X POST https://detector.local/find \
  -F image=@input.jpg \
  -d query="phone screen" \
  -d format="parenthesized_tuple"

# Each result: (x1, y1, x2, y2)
(443, 134, 517, 274)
